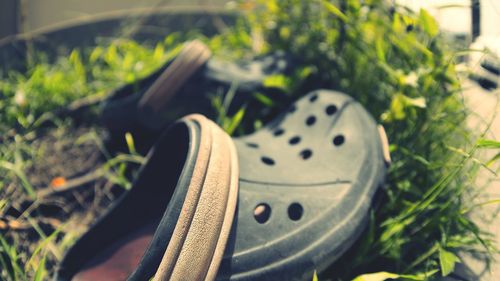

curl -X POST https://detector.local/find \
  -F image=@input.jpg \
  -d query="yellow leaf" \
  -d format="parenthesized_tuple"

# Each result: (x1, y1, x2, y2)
(312, 270, 319, 281)
(439, 247, 460, 276)
(352, 272, 399, 281)
(390, 94, 406, 120)
(50, 177, 67, 188)
(419, 9, 439, 37)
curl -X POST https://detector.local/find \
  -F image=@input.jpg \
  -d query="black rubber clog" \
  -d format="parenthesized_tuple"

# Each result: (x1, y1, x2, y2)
(216, 89, 390, 281)
(55, 114, 239, 281)
(101, 40, 292, 151)
(57, 89, 388, 281)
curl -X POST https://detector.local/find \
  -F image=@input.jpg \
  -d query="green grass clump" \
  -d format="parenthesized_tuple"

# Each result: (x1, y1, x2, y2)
(1, 0, 499, 280)
(0, 36, 182, 132)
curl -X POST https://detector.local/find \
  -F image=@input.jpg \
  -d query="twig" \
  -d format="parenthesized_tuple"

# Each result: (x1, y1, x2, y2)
(36, 170, 105, 198)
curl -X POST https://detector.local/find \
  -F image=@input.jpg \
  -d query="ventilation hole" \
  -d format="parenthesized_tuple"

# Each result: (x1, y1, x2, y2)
(273, 128, 285, 136)
(288, 203, 303, 221)
(289, 136, 301, 145)
(333, 135, 345, 146)
(305, 116, 316, 126)
(254, 203, 271, 224)
(325, 105, 338, 115)
(261, 156, 275, 166)
(309, 94, 318, 102)
(246, 142, 259, 148)
(289, 105, 297, 113)
(299, 149, 313, 160)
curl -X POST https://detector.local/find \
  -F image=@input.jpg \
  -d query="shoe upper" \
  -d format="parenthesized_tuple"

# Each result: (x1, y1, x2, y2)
(57, 89, 387, 281)
(217, 90, 388, 281)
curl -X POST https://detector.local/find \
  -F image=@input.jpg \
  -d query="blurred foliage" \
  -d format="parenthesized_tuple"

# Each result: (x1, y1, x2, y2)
(209, 0, 498, 280)
(0, 35, 183, 132)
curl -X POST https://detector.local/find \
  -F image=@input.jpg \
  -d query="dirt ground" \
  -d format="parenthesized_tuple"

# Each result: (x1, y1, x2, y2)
(0, 125, 126, 272)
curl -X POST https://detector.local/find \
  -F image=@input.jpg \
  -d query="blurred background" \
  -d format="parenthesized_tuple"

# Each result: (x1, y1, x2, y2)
(0, 0, 497, 39)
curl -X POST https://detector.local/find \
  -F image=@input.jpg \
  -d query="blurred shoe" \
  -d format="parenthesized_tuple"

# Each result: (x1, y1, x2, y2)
(101, 40, 292, 152)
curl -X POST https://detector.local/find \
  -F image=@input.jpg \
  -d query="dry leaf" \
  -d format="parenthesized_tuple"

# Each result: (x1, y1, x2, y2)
(50, 177, 67, 188)
(8, 220, 24, 230)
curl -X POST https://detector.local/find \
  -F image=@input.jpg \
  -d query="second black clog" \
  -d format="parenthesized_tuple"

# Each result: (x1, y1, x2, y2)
(216, 89, 390, 281)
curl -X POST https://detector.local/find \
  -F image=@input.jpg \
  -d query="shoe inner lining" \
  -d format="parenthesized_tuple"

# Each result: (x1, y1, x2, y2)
(72, 221, 158, 281)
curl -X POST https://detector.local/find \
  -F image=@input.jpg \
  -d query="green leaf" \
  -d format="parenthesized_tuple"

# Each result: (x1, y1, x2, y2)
(375, 36, 387, 62)
(125, 132, 137, 155)
(486, 152, 500, 166)
(385, 93, 427, 121)
(462, 199, 500, 214)
(0, 160, 36, 198)
(32, 254, 47, 281)
(439, 247, 460, 276)
(320, 0, 348, 22)
(89, 46, 104, 63)
(224, 107, 246, 135)
(392, 14, 406, 33)
(352, 270, 438, 281)
(419, 9, 439, 37)
(380, 220, 406, 242)
(390, 94, 407, 120)
(253, 93, 275, 106)
(403, 96, 426, 108)
(263, 74, 290, 90)
(352, 272, 399, 281)
(402, 270, 438, 280)
(477, 139, 500, 149)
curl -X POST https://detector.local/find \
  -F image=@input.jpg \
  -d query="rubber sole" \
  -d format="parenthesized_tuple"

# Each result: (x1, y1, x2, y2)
(153, 115, 239, 281)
